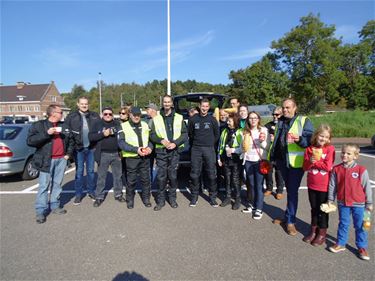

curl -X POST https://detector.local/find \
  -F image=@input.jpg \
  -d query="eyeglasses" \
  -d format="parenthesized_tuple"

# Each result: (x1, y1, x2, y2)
(103, 113, 113, 116)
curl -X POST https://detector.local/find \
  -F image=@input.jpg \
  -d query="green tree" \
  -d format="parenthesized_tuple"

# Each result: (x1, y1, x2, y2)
(228, 56, 289, 105)
(271, 13, 343, 113)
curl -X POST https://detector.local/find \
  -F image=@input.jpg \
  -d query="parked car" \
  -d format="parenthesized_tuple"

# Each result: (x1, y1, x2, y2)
(173, 92, 228, 165)
(0, 124, 39, 180)
(372, 134, 375, 148)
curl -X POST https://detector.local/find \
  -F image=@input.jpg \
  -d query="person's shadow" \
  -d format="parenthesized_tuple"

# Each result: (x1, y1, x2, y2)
(113, 271, 149, 281)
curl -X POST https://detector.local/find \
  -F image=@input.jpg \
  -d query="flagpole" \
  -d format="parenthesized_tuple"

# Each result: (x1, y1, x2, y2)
(167, 0, 171, 96)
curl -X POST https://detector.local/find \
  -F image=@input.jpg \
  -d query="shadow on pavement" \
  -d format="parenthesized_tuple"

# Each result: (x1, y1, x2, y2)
(113, 271, 149, 281)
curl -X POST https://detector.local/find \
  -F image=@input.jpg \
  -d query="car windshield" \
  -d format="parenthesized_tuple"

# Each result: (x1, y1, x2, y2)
(0, 127, 22, 140)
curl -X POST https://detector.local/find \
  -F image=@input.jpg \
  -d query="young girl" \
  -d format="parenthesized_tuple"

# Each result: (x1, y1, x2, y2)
(302, 124, 335, 246)
(217, 113, 243, 210)
(241, 111, 269, 220)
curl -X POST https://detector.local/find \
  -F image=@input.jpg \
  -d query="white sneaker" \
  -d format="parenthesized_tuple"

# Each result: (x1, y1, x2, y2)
(241, 204, 254, 213)
(253, 209, 263, 220)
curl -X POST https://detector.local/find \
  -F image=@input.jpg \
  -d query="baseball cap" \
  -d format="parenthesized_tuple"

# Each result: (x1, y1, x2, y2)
(145, 103, 159, 111)
(130, 107, 142, 115)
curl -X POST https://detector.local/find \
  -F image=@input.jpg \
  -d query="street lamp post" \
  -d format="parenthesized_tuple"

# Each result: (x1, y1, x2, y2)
(98, 72, 102, 113)
(167, 0, 171, 96)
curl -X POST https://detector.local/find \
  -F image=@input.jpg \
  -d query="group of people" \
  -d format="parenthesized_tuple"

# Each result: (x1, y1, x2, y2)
(26, 95, 372, 261)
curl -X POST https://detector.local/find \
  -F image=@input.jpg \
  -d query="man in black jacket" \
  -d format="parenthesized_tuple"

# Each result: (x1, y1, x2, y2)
(150, 95, 188, 211)
(188, 98, 220, 207)
(88, 107, 126, 207)
(27, 105, 73, 224)
(64, 96, 101, 205)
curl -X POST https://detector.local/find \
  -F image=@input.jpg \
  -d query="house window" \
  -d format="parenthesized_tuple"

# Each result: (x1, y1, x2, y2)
(10, 106, 16, 112)
(18, 106, 23, 111)
(34, 106, 40, 112)
(25, 106, 31, 112)
(51, 96, 57, 102)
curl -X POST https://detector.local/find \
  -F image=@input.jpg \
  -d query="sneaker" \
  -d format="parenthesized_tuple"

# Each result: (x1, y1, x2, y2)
(114, 196, 126, 203)
(73, 197, 81, 206)
(154, 204, 164, 211)
(287, 223, 298, 236)
(329, 244, 346, 253)
(232, 200, 241, 210)
(264, 190, 272, 196)
(127, 201, 134, 209)
(189, 198, 198, 207)
(36, 214, 46, 224)
(241, 204, 254, 213)
(275, 193, 284, 200)
(51, 208, 67, 215)
(170, 201, 178, 209)
(253, 209, 263, 220)
(358, 248, 370, 261)
(210, 199, 219, 208)
(88, 193, 96, 201)
(143, 199, 152, 208)
(93, 199, 103, 207)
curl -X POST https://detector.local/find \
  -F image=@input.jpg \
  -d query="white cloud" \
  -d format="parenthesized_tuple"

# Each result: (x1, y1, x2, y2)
(220, 47, 271, 61)
(335, 25, 359, 41)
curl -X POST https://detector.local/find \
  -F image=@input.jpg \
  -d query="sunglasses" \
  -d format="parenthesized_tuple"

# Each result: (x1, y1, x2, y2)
(103, 113, 113, 116)
(273, 114, 281, 116)
(120, 112, 127, 115)
(55, 111, 63, 114)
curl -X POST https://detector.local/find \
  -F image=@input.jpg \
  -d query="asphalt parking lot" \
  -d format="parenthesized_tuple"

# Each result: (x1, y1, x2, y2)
(1, 145, 374, 280)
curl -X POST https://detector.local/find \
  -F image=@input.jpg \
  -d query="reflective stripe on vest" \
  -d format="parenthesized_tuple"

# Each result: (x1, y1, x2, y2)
(288, 116, 306, 168)
(121, 121, 149, 158)
(153, 113, 184, 149)
(218, 128, 243, 155)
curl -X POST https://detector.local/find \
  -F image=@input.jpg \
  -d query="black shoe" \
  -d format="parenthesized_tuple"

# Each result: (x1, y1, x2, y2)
(232, 199, 241, 210)
(154, 204, 164, 211)
(170, 201, 178, 208)
(88, 193, 96, 201)
(127, 201, 134, 209)
(51, 208, 67, 215)
(210, 199, 219, 208)
(189, 198, 198, 207)
(115, 196, 126, 203)
(36, 214, 46, 224)
(73, 197, 81, 206)
(220, 198, 231, 207)
(143, 199, 152, 208)
(93, 199, 103, 207)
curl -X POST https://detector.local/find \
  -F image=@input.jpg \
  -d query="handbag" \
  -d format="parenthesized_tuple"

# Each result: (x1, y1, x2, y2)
(250, 131, 271, 175)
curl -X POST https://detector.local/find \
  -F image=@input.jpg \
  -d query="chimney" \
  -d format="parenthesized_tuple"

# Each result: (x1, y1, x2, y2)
(16, 82, 26, 89)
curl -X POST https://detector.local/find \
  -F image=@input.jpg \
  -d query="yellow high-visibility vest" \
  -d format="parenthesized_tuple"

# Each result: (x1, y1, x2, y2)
(121, 121, 149, 158)
(153, 113, 184, 149)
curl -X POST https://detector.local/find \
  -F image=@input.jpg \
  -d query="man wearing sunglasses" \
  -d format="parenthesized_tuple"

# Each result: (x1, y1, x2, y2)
(264, 106, 285, 199)
(88, 107, 125, 207)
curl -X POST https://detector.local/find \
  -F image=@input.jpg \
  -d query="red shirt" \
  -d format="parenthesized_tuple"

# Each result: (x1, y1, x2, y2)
(303, 145, 335, 192)
(51, 123, 64, 159)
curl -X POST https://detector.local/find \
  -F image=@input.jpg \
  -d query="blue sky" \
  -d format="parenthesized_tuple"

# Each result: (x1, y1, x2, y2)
(1, 0, 374, 93)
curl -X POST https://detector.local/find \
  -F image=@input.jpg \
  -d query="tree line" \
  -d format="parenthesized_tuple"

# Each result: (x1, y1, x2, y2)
(62, 14, 374, 114)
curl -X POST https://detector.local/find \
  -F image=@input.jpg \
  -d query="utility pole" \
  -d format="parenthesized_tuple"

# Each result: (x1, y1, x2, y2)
(98, 72, 102, 113)
(167, 0, 171, 96)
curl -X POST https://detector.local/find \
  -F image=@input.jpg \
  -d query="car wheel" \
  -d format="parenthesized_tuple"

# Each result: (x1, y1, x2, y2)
(22, 158, 39, 180)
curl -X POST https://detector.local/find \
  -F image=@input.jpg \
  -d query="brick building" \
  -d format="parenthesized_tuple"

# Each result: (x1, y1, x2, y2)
(0, 81, 69, 121)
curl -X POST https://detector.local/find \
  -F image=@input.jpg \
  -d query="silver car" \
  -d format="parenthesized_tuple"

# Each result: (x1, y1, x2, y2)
(0, 124, 39, 180)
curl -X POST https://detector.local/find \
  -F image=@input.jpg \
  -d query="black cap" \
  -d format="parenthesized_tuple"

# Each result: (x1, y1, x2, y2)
(130, 107, 142, 115)
(102, 106, 113, 112)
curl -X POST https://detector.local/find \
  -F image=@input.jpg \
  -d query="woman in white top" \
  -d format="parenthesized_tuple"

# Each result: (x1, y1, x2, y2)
(241, 111, 270, 220)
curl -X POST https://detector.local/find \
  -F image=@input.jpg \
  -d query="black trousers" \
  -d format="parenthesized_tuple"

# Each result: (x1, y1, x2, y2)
(223, 162, 241, 200)
(121, 157, 127, 187)
(125, 157, 151, 202)
(265, 162, 284, 194)
(155, 150, 180, 204)
(190, 146, 217, 200)
(308, 189, 329, 228)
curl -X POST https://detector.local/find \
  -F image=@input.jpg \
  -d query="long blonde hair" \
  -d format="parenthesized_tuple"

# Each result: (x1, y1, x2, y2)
(310, 124, 332, 147)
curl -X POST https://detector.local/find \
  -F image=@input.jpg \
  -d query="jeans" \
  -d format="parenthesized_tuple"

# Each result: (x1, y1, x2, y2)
(337, 204, 368, 249)
(74, 147, 96, 197)
(95, 152, 123, 200)
(35, 158, 67, 215)
(277, 159, 304, 224)
(244, 161, 264, 211)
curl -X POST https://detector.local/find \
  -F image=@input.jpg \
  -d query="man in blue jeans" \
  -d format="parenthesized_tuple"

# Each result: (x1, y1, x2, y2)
(269, 98, 313, 235)
(65, 96, 101, 205)
(27, 105, 74, 224)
